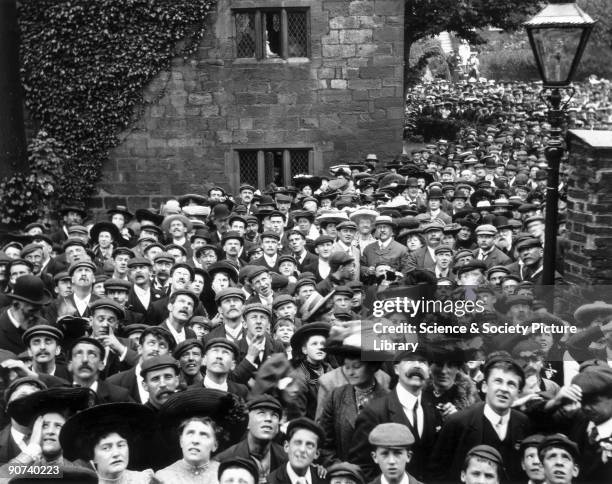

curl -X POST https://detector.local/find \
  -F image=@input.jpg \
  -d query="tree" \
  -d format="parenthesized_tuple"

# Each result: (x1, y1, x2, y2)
(403, 0, 541, 94)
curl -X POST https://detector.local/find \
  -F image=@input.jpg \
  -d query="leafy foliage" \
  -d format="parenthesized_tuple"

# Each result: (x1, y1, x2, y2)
(0, 0, 216, 223)
(404, 0, 541, 90)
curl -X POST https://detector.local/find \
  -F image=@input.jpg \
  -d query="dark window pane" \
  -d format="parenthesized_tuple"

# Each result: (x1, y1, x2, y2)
(236, 12, 256, 58)
(287, 11, 307, 57)
(264, 150, 284, 187)
(264, 11, 282, 58)
(239, 151, 259, 186)
(289, 149, 310, 177)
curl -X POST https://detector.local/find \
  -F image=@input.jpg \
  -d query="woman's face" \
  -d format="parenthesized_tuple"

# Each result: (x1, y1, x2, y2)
(98, 231, 112, 248)
(111, 214, 126, 229)
(302, 186, 313, 197)
(407, 235, 423, 251)
(212, 273, 230, 293)
(302, 335, 326, 363)
(93, 432, 129, 478)
(179, 420, 217, 466)
(343, 358, 374, 387)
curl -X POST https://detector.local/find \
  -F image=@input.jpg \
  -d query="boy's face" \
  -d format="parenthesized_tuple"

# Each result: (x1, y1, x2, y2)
(461, 457, 499, 484)
(371, 446, 410, 482)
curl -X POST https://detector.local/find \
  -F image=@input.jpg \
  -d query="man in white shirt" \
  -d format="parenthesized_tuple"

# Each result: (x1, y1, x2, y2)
(246, 266, 274, 308)
(199, 338, 248, 399)
(433, 244, 453, 279)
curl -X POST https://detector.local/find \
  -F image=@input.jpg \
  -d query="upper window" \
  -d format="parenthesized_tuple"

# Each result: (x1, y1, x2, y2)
(235, 8, 309, 60)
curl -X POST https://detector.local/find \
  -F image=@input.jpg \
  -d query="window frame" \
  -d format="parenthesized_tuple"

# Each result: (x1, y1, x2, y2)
(229, 147, 316, 191)
(233, 7, 310, 61)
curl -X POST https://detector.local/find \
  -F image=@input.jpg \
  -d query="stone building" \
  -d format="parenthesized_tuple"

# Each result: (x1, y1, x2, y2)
(97, 0, 405, 207)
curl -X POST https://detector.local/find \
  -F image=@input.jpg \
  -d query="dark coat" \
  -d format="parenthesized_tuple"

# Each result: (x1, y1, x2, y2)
(427, 402, 531, 483)
(566, 325, 608, 361)
(190, 378, 249, 401)
(0, 424, 21, 465)
(405, 246, 437, 273)
(318, 382, 389, 466)
(106, 367, 143, 403)
(268, 463, 329, 484)
(157, 320, 197, 347)
(126, 286, 165, 318)
(471, 247, 512, 269)
(100, 336, 140, 380)
(94, 379, 135, 403)
(349, 388, 442, 482)
(0, 309, 26, 355)
(214, 438, 288, 478)
(44, 293, 101, 323)
(296, 251, 319, 275)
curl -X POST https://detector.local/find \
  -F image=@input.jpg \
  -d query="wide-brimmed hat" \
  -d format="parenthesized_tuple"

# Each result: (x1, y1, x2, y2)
(159, 387, 247, 445)
(290, 322, 331, 357)
(8, 275, 52, 306)
(573, 301, 612, 326)
(7, 386, 96, 427)
(300, 290, 335, 323)
(293, 175, 322, 191)
(59, 205, 87, 219)
(349, 208, 379, 224)
(207, 261, 239, 283)
(59, 403, 155, 461)
(161, 214, 193, 233)
(89, 222, 123, 246)
(135, 208, 163, 226)
(107, 206, 133, 222)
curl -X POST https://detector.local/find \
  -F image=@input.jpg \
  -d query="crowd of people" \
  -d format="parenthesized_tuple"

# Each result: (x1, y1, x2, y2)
(0, 77, 611, 484)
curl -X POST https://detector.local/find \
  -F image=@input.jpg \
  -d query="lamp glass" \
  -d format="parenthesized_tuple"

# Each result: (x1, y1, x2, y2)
(530, 27, 583, 84)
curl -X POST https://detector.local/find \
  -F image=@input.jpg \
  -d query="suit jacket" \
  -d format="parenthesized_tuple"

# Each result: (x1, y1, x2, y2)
(106, 367, 143, 402)
(95, 379, 135, 403)
(406, 246, 437, 273)
(349, 388, 442, 482)
(157, 320, 197, 347)
(100, 336, 140, 380)
(424, 210, 452, 224)
(44, 293, 101, 323)
(331, 242, 361, 281)
(427, 402, 531, 483)
(295, 251, 319, 275)
(361, 240, 412, 276)
(268, 463, 329, 484)
(252, 254, 280, 272)
(0, 309, 26, 355)
(472, 247, 512, 269)
(318, 382, 389, 466)
(0, 424, 22, 465)
(214, 438, 288, 478)
(190, 379, 249, 401)
(126, 286, 165, 318)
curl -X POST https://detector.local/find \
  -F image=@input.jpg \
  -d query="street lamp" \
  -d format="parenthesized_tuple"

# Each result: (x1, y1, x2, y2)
(524, 1, 595, 288)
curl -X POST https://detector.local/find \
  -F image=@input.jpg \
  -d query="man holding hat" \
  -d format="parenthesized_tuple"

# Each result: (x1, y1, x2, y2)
(361, 216, 411, 279)
(406, 221, 445, 273)
(268, 417, 328, 484)
(50, 259, 98, 321)
(473, 224, 511, 269)
(0, 275, 51, 354)
(317, 252, 356, 297)
(214, 394, 288, 481)
(368, 422, 422, 484)
(126, 256, 163, 318)
(288, 229, 319, 274)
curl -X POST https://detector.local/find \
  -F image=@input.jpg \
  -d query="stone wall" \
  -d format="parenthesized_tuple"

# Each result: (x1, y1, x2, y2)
(564, 129, 612, 284)
(95, 0, 404, 212)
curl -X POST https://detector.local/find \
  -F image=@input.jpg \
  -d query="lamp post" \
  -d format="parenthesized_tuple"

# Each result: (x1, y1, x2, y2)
(524, 1, 595, 288)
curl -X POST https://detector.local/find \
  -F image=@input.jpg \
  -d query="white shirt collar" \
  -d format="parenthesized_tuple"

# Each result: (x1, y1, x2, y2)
(484, 403, 510, 429)
(381, 474, 410, 484)
(396, 384, 419, 409)
(6, 308, 21, 329)
(73, 293, 91, 316)
(165, 320, 186, 344)
(204, 374, 228, 392)
(595, 415, 612, 440)
(379, 238, 393, 249)
(264, 254, 277, 266)
(11, 427, 29, 452)
(318, 259, 330, 279)
(133, 284, 151, 308)
(135, 362, 149, 403)
(286, 462, 312, 484)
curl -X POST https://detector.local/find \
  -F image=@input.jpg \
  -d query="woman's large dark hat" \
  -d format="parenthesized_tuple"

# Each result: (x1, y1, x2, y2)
(7, 386, 96, 427)
(207, 261, 239, 284)
(89, 221, 124, 246)
(290, 322, 331, 358)
(293, 175, 322, 191)
(158, 388, 247, 447)
(59, 403, 155, 461)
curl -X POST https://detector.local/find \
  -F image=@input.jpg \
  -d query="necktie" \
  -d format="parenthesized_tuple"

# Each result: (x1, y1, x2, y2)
(588, 424, 600, 445)
(295, 478, 307, 484)
(495, 417, 506, 440)
(413, 400, 420, 438)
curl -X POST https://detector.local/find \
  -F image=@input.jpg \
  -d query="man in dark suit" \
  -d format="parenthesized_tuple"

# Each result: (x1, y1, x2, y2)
(287, 229, 318, 274)
(49, 206, 86, 245)
(252, 231, 281, 272)
(196, 338, 248, 400)
(126, 256, 164, 320)
(215, 395, 288, 481)
(472, 224, 512, 270)
(405, 222, 445, 273)
(22, 325, 71, 381)
(157, 290, 198, 346)
(107, 326, 175, 403)
(349, 350, 442, 482)
(67, 337, 133, 403)
(427, 356, 531, 483)
(268, 417, 328, 484)
(0, 276, 52, 355)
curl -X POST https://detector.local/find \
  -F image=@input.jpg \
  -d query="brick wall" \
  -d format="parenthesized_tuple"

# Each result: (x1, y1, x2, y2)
(95, 0, 405, 212)
(565, 129, 612, 284)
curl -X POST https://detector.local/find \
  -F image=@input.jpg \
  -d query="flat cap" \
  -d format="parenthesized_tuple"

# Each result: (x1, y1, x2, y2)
(454, 259, 487, 276)
(475, 224, 498, 236)
(467, 445, 504, 466)
(572, 364, 612, 398)
(204, 338, 239, 359)
(173, 339, 204, 359)
(538, 433, 579, 460)
(215, 287, 246, 304)
(247, 265, 270, 282)
(140, 354, 180, 377)
(260, 231, 280, 241)
(286, 417, 325, 443)
(516, 237, 542, 252)
(368, 423, 414, 447)
(22, 325, 64, 345)
(314, 235, 335, 246)
(218, 457, 259, 482)
(246, 394, 283, 416)
(326, 462, 365, 484)
(434, 244, 453, 255)
(329, 252, 355, 267)
(272, 294, 297, 310)
(89, 298, 126, 320)
(127, 256, 153, 268)
(68, 260, 97, 276)
(337, 221, 357, 231)
(153, 252, 175, 264)
(243, 303, 272, 319)
(519, 434, 545, 452)
(103, 278, 131, 292)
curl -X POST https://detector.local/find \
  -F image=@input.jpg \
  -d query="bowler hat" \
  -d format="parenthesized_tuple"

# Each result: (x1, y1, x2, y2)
(8, 275, 52, 306)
